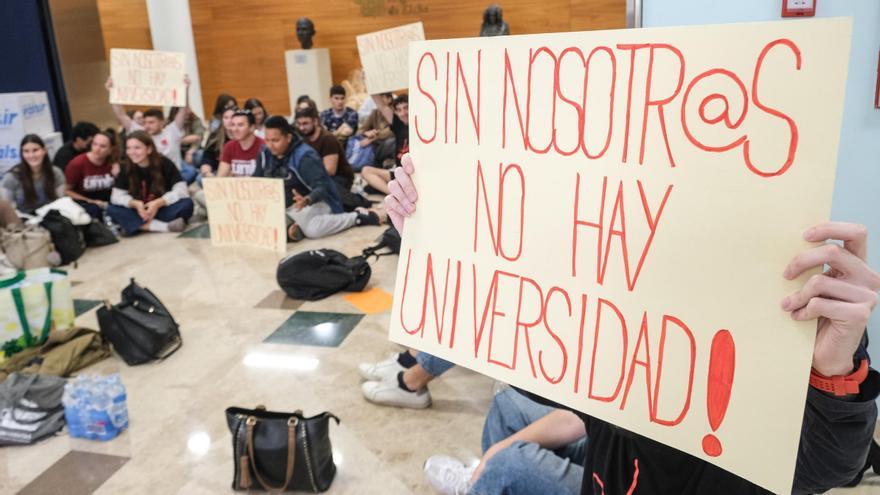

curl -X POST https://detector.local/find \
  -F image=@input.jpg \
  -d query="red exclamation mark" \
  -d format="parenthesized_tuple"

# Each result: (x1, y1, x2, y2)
(702, 329, 735, 457)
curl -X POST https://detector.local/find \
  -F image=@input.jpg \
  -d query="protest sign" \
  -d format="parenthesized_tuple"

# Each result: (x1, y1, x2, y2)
(389, 18, 852, 493)
(203, 178, 287, 254)
(109, 48, 186, 107)
(357, 22, 425, 94)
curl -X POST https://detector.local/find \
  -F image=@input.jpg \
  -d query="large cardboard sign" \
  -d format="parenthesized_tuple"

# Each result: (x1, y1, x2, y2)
(389, 19, 852, 493)
(357, 22, 425, 94)
(109, 48, 186, 107)
(203, 178, 287, 254)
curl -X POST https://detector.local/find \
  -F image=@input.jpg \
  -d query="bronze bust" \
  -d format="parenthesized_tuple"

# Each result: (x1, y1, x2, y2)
(480, 4, 509, 37)
(296, 17, 316, 49)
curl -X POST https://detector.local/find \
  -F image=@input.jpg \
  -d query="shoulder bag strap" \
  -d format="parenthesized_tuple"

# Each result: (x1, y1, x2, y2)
(245, 415, 297, 493)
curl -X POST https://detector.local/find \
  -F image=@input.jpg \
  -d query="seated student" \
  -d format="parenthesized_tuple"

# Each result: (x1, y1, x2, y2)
(361, 94, 409, 194)
(209, 93, 238, 132)
(2, 134, 66, 214)
(385, 153, 880, 495)
(294, 107, 355, 191)
(319, 85, 358, 143)
(424, 388, 587, 495)
(107, 131, 193, 235)
(348, 92, 395, 171)
(106, 75, 195, 181)
(244, 98, 270, 138)
(217, 109, 265, 177)
(53, 121, 99, 171)
(360, 349, 453, 409)
(199, 106, 236, 179)
(169, 106, 206, 175)
(64, 131, 119, 219)
(254, 116, 382, 240)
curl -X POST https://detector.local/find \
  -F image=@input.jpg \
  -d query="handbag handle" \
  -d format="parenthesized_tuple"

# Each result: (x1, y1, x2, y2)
(245, 415, 297, 493)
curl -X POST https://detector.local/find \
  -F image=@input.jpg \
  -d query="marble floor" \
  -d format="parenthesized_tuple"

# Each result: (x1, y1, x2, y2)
(0, 217, 878, 494)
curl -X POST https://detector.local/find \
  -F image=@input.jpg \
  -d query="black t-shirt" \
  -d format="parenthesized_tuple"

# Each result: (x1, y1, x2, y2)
(306, 129, 355, 186)
(52, 141, 82, 171)
(114, 156, 182, 202)
(581, 414, 765, 495)
(391, 115, 409, 165)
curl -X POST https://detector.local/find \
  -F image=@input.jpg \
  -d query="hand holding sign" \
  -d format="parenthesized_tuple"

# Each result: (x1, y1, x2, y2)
(782, 223, 880, 376)
(383, 154, 417, 233)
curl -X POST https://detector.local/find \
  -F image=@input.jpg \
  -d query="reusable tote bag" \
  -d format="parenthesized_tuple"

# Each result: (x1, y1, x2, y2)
(0, 269, 75, 358)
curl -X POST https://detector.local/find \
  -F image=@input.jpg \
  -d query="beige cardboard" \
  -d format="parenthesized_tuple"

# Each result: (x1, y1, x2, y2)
(109, 48, 186, 107)
(357, 22, 425, 94)
(203, 178, 287, 255)
(389, 18, 852, 494)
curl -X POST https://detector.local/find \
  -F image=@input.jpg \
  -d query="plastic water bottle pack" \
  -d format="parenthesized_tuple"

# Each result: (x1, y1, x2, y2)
(62, 373, 129, 441)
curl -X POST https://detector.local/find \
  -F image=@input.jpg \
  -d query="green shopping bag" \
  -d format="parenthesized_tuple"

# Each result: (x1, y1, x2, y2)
(0, 268, 75, 358)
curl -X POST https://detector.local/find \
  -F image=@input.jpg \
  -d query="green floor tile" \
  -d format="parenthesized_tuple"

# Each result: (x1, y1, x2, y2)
(178, 223, 211, 239)
(264, 311, 363, 347)
(74, 299, 102, 317)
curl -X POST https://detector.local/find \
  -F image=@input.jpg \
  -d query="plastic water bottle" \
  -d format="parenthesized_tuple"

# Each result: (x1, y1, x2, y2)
(62, 373, 129, 441)
(104, 215, 121, 237)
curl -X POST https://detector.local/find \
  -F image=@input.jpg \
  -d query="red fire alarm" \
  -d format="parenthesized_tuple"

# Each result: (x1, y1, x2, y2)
(782, 0, 816, 17)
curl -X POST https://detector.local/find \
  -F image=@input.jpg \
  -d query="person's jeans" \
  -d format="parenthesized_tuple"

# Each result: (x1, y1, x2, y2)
(181, 163, 199, 185)
(107, 198, 194, 235)
(469, 388, 586, 495)
(416, 352, 455, 377)
(74, 200, 104, 220)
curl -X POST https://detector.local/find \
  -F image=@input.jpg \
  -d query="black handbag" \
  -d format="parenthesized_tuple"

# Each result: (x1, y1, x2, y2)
(226, 406, 340, 493)
(40, 210, 85, 265)
(96, 278, 182, 365)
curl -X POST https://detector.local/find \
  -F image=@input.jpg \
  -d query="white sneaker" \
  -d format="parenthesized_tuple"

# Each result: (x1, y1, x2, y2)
(362, 379, 431, 409)
(424, 455, 475, 495)
(358, 353, 407, 381)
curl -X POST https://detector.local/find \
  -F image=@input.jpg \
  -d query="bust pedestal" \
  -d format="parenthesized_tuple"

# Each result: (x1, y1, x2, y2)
(285, 49, 332, 114)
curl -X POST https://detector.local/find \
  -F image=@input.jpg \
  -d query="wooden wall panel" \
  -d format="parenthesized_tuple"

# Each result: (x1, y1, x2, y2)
(187, 1, 624, 117)
(96, 0, 152, 58)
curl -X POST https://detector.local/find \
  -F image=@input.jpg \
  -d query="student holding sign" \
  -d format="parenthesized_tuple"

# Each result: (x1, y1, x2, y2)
(254, 116, 383, 241)
(107, 131, 193, 234)
(105, 75, 193, 180)
(217, 109, 264, 178)
(385, 155, 880, 495)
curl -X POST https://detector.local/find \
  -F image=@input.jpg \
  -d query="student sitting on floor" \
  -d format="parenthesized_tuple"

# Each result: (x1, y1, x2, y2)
(360, 349, 453, 409)
(217, 109, 265, 178)
(319, 84, 358, 144)
(199, 106, 236, 179)
(53, 121, 99, 171)
(2, 134, 66, 214)
(424, 387, 587, 495)
(64, 131, 119, 220)
(295, 107, 356, 191)
(254, 116, 383, 241)
(360, 94, 409, 195)
(107, 131, 193, 235)
(244, 98, 270, 138)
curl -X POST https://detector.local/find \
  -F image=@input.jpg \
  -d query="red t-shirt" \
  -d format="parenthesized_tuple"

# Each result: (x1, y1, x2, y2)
(64, 153, 115, 202)
(220, 136, 265, 177)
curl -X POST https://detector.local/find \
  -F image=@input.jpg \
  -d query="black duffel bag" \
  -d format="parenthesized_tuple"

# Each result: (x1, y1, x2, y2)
(226, 406, 340, 493)
(276, 249, 370, 301)
(97, 278, 182, 365)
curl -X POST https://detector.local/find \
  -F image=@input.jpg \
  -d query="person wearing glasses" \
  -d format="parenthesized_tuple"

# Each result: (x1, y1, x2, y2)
(217, 109, 265, 177)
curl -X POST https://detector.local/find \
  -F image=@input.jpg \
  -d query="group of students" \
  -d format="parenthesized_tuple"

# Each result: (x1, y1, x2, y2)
(0, 75, 416, 241)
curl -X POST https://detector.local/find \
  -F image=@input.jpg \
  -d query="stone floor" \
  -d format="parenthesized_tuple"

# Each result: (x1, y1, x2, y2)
(0, 217, 877, 494)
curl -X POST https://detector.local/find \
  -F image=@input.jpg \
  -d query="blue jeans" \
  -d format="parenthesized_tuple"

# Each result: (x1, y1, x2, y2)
(107, 198, 194, 235)
(74, 200, 104, 220)
(416, 352, 455, 377)
(181, 164, 199, 185)
(470, 388, 586, 495)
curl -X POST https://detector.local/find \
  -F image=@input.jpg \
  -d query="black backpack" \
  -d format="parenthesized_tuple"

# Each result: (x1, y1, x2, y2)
(276, 249, 371, 301)
(40, 210, 85, 265)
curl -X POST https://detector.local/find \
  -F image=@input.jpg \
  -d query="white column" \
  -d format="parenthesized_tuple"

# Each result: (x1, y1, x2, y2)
(145, 0, 205, 121)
